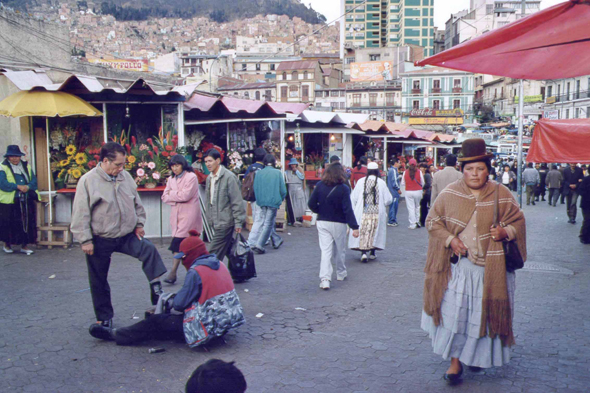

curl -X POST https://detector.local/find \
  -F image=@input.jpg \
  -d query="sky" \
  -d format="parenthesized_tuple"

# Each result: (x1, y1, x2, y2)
(307, 0, 565, 29)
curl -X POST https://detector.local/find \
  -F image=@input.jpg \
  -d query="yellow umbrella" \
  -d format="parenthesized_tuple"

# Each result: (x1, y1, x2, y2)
(0, 90, 102, 118)
(0, 90, 103, 225)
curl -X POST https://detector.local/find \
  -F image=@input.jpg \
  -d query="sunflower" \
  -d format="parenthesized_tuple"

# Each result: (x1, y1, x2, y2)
(75, 152, 87, 165)
(58, 169, 66, 179)
(72, 169, 82, 179)
(127, 155, 137, 164)
(65, 145, 77, 156)
(59, 159, 70, 167)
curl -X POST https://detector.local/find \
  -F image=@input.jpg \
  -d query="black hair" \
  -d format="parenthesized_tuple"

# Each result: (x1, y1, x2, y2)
(263, 154, 276, 166)
(364, 168, 380, 206)
(204, 148, 221, 161)
(445, 154, 457, 167)
(168, 154, 194, 175)
(253, 148, 267, 162)
(185, 359, 247, 393)
(527, 162, 533, 168)
(552, 164, 558, 170)
(409, 162, 417, 181)
(356, 156, 367, 170)
(460, 158, 492, 173)
(100, 142, 126, 162)
(389, 157, 398, 165)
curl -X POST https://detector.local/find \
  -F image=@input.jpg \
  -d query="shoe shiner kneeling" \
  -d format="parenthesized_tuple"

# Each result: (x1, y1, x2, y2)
(89, 230, 245, 346)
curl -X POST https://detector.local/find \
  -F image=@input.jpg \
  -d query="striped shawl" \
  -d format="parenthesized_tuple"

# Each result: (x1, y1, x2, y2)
(424, 179, 526, 347)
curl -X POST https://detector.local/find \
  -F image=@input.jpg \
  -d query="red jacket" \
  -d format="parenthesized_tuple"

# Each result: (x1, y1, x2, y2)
(350, 166, 368, 189)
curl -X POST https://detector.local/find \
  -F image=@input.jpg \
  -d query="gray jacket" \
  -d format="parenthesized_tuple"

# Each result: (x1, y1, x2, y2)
(71, 164, 146, 244)
(522, 167, 540, 186)
(545, 169, 563, 189)
(431, 167, 463, 202)
(204, 166, 246, 230)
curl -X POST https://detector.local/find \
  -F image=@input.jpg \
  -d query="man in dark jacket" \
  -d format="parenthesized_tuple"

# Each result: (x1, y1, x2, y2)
(89, 231, 244, 346)
(563, 163, 585, 224)
(535, 163, 549, 202)
(580, 175, 590, 244)
(545, 165, 563, 206)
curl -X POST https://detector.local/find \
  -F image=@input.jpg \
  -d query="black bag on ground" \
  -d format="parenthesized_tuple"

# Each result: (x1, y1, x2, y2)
(228, 233, 257, 282)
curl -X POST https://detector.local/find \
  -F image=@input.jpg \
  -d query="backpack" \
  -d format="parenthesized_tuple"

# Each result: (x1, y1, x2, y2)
(241, 170, 257, 201)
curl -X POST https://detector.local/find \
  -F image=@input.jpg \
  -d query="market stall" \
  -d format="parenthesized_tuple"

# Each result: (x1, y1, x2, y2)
(527, 118, 590, 164)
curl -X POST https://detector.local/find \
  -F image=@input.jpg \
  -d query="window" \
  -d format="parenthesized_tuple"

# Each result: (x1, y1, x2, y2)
(281, 86, 288, 98)
(345, 57, 356, 65)
(486, 4, 494, 14)
(292, 71, 298, 80)
(369, 93, 378, 106)
(340, 90, 346, 97)
(369, 54, 381, 61)
(265, 90, 272, 101)
(302, 85, 309, 99)
(331, 102, 339, 109)
(413, 80, 420, 89)
(289, 85, 298, 93)
(282, 72, 287, 80)
(575, 108, 580, 118)
(576, 80, 580, 99)
(453, 99, 460, 109)
(454, 79, 461, 87)
(270, 64, 275, 71)
(566, 82, 571, 100)
(557, 84, 561, 100)
(433, 80, 440, 89)
(255, 64, 261, 71)
(340, 102, 346, 109)
(432, 100, 440, 110)
(330, 91, 339, 97)
(566, 108, 570, 118)
(244, 92, 250, 99)
(386, 93, 394, 106)
(353, 94, 361, 107)
(587, 107, 590, 118)
(242, 64, 247, 71)
(304, 71, 309, 79)
(412, 100, 420, 109)
(547, 85, 552, 98)
(255, 91, 261, 100)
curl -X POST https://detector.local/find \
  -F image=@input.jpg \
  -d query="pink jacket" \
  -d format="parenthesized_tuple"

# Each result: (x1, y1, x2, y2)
(162, 171, 203, 238)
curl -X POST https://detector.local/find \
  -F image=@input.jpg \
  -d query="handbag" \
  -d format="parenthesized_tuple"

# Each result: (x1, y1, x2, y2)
(228, 233, 257, 283)
(493, 183, 524, 273)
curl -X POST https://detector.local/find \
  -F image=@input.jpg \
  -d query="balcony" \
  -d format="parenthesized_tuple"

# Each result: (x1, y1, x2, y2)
(452, 87, 463, 93)
(411, 88, 422, 94)
(431, 88, 441, 94)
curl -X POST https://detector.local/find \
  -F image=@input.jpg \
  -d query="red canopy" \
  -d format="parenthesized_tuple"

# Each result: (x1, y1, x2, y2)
(415, 0, 590, 80)
(527, 118, 590, 164)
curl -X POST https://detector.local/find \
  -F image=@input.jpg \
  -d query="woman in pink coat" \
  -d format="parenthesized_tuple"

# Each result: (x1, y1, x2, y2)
(161, 155, 203, 284)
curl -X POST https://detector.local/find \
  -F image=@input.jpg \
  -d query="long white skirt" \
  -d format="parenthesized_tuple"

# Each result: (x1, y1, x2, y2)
(421, 257, 516, 368)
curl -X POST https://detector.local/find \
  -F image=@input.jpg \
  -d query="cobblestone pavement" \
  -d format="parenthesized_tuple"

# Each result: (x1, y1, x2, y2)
(1, 194, 589, 392)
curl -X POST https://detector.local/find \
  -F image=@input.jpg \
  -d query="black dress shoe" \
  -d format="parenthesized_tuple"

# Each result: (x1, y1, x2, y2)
(444, 363, 463, 385)
(468, 366, 483, 373)
(89, 323, 116, 341)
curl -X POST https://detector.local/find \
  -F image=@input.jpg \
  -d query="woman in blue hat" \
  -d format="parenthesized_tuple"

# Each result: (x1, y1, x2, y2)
(0, 145, 40, 255)
(285, 157, 307, 226)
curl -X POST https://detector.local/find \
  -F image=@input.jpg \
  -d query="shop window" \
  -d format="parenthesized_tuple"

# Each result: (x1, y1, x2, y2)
(453, 99, 460, 109)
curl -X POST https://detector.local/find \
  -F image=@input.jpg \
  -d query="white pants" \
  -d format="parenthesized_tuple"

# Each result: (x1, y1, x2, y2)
(405, 190, 423, 226)
(317, 221, 348, 282)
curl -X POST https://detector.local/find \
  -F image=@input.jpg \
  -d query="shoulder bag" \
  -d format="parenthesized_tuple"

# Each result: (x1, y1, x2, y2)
(493, 183, 524, 273)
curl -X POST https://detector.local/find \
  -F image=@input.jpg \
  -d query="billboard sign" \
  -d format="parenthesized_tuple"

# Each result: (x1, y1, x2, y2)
(350, 61, 394, 82)
(89, 58, 149, 72)
(408, 117, 464, 125)
(543, 110, 559, 120)
(408, 108, 464, 117)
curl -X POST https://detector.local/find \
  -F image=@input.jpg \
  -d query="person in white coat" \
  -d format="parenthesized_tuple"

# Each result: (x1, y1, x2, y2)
(349, 162, 393, 262)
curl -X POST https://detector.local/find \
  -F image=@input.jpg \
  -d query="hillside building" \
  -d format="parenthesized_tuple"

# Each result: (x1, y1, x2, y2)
(276, 60, 326, 104)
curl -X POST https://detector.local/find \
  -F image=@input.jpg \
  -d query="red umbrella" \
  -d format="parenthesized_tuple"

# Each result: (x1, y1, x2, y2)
(415, 0, 590, 80)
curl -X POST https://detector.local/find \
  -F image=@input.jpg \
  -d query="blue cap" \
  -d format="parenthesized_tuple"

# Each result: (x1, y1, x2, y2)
(173, 252, 185, 259)
(288, 158, 299, 166)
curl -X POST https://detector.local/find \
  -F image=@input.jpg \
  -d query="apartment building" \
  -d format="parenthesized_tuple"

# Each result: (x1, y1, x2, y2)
(233, 56, 302, 83)
(341, 0, 434, 57)
(315, 87, 348, 112)
(400, 66, 475, 124)
(276, 60, 326, 104)
(218, 81, 277, 102)
(544, 77, 590, 120)
(346, 81, 402, 121)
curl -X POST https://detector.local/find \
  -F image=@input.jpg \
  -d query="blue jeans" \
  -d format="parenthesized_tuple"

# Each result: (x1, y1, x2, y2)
(256, 206, 282, 250)
(388, 189, 400, 224)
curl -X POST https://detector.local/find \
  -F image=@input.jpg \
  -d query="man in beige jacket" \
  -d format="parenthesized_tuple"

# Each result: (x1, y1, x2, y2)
(71, 142, 167, 333)
(430, 154, 463, 203)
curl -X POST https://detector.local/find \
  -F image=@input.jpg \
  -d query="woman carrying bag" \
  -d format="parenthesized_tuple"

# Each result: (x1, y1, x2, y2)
(348, 162, 392, 262)
(162, 155, 203, 284)
(421, 138, 526, 385)
(0, 145, 39, 255)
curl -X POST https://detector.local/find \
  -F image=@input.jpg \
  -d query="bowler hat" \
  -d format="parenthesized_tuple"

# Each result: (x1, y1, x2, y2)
(4, 145, 25, 158)
(458, 138, 494, 163)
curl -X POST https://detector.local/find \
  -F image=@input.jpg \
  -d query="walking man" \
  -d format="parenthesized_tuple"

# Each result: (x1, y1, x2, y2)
(535, 163, 549, 202)
(251, 154, 287, 254)
(386, 158, 401, 227)
(430, 154, 463, 203)
(523, 163, 540, 205)
(204, 148, 246, 260)
(579, 174, 590, 244)
(545, 165, 563, 206)
(71, 142, 167, 332)
(563, 163, 585, 224)
(244, 148, 267, 247)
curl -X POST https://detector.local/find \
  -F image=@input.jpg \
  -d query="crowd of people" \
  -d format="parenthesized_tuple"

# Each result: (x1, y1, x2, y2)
(1, 137, 589, 389)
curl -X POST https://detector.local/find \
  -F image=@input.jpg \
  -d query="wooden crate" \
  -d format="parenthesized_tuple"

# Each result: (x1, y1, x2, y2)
(37, 223, 72, 249)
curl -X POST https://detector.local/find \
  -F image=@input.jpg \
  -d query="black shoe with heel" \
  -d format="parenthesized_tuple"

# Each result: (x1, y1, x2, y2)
(444, 363, 463, 385)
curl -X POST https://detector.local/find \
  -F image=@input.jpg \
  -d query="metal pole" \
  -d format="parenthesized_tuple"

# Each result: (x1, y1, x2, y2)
(102, 103, 108, 142)
(280, 120, 286, 174)
(177, 102, 185, 147)
(383, 136, 387, 172)
(46, 117, 53, 224)
(517, 79, 524, 207)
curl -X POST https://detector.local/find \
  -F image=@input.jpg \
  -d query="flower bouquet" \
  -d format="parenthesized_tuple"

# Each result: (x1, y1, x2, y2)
(227, 150, 244, 174)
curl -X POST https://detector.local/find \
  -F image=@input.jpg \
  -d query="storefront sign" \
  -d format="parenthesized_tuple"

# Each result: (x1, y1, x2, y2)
(408, 117, 464, 125)
(408, 108, 464, 117)
(514, 95, 543, 103)
(89, 58, 149, 72)
(543, 110, 559, 120)
(350, 61, 394, 82)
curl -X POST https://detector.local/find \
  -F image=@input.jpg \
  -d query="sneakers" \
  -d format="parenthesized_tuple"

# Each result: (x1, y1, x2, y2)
(20, 248, 34, 255)
(387, 222, 398, 227)
(369, 254, 376, 260)
(320, 279, 330, 290)
(360, 253, 368, 263)
(3, 246, 13, 254)
(337, 271, 347, 281)
(272, 238, 284, 250)
(408, 225, 417, 230)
